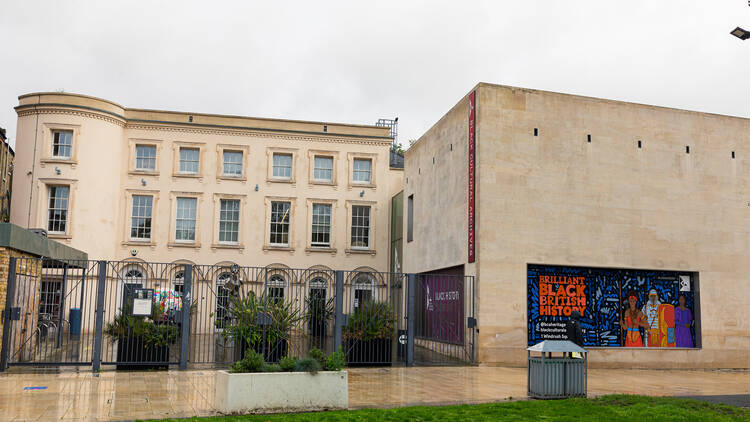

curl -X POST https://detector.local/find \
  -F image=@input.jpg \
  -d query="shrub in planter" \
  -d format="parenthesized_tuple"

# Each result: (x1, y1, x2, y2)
(279, 356, 297, 372)
(343, 301, 396, 366)
(305, 295, 334, 339)
(221, 292, 303, 363)
(217, 348, 347, 413)
(104, 304, 178, 370)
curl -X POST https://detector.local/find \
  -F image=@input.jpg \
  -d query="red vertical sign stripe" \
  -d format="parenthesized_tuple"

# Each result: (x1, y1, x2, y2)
(468, 91, 476, 263)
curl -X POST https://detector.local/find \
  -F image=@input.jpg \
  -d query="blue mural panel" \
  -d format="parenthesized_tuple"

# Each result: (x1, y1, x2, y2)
(528, 264, 697, 348)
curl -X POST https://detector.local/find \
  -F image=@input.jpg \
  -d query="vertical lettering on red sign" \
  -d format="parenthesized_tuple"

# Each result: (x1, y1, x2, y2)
(468, 91, 476, 263)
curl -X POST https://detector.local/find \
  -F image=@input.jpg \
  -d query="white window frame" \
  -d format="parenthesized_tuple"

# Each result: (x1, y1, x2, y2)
(179, 147, 200, 174)
(222, 150, 243, 178)
(269, 201, 291, 247)
(218, 198, 240, 244)
(175, 197, 198, 242)
(135, 145, 157, 171)
(130, 195, 153, 241)
(267, 274, 286, 304)
(272, 153, 293, 180)
(47, 185, 70, 235)
(351, 273, 376, 310)
(350, 205, 371, 250)
(352, 158, 372, 184)
(311, 203, 332, 248)
(51, 130, 73, 159)
(313, 156, 334, 182)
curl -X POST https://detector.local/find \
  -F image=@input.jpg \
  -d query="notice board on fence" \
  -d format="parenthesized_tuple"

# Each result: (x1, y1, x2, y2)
(527, 264, 699, 348)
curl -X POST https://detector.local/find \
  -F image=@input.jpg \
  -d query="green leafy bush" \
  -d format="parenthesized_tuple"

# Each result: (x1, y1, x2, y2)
(309, 348, 326, 370)
(104, 303, 178, 348)
(221, 292, 303, 354)
(279, 356, 297, 372)
(261, 363, 281, 372)
(294, 357, 322, 374)
(230, 350, 265, 373)
(326, 347, 346, 371)
(343, 301, 396, 341)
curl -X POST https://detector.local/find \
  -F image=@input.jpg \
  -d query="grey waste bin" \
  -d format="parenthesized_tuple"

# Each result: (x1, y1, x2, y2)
(527, 340, 587, 399)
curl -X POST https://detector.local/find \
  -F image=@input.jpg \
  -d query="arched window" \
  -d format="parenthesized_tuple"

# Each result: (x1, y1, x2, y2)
(267, 274, 286, 304)
(123, 266, 145, 283)
(352, 273, 376, 310)
(309, 276, 327, 304)
(121, 265, 146, 310)
(172, 270, 185, 297)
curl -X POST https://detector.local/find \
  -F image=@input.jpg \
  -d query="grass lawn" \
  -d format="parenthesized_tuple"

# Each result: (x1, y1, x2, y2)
(144, 395, 749, 421)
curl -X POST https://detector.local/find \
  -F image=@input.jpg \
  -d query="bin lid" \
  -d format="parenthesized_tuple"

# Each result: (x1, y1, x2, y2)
(527, 340, 586, 353)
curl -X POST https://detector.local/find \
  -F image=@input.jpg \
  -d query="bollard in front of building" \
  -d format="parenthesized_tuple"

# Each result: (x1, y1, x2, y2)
(527, 340, 587, 399)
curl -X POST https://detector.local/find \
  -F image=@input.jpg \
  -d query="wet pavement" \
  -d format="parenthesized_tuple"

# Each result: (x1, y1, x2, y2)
(0, 366, 749, 421)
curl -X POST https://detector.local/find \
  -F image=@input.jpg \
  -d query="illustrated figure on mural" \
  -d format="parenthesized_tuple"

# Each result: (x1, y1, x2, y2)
(641, 289, 676, 347)
(674, 294, 694, 348)
(620, 291, 650, 347)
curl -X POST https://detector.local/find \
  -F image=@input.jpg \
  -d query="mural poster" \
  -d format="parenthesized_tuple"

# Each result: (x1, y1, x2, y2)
(527, 264, 698, 348)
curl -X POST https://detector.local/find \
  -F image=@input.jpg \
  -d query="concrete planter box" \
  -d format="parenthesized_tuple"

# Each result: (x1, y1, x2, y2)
(214, 370, 348, 413)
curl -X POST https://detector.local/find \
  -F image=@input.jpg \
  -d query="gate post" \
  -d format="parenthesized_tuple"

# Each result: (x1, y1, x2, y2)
(179, 264, 193, 370)
(91, 261, 107, 372)
(406, 273, 416, 367)
(0, 257, 18, 372)
(56, 262, 68, 348)
(333, 270, 344, 352)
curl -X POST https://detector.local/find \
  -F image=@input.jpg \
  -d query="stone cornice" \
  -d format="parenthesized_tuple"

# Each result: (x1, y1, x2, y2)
(16, 105, 392, 146)
(16, 107, 126, 127)
(125, 122, 393, 145)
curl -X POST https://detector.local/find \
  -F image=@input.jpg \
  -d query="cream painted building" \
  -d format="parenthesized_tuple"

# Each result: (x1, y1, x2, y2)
(405, 82, 750, 369)
(11, 92, 403, 274)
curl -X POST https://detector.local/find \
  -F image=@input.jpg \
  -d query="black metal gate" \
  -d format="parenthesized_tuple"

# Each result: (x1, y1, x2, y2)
(1, 257, 476, 371)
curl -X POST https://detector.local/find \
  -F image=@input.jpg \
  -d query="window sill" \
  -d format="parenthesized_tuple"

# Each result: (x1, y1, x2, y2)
(266, 178, 295, 184)
(211, 243, 244, 250)
(172, 173, 202, 179)
(346, 248, 375, 255)
(349, 182, 376, 190)
(122, 240, 155, 247)
(310, 180, 336, 186)
(129, 170, 159, 177)
(263, 245, 295, 252)
(305, 247, 337, 254)
(168, 242, 201, 249)
(217, 175, 246, 182)
(47, 233, 71, 240)
(41, 158, 77, 166)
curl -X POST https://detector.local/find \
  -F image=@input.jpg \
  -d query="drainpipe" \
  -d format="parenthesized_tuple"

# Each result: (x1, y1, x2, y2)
(26, 104, 39, 228)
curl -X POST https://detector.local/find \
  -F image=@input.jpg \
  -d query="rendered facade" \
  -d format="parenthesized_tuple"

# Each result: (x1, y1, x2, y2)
(11, 93, 403, 275)
(404, 83, 750, 368)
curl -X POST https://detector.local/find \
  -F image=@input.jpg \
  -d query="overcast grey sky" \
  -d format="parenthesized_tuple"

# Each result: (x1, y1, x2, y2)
(1, 1, 749, 148)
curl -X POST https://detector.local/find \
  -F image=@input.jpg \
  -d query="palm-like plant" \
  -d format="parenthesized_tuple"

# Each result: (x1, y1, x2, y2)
(221, 291, 303, 352)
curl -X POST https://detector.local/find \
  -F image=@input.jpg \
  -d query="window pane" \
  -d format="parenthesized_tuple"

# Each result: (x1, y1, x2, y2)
(353, 159, 371, 183)
(219, 199, 240, 243)
(269, 201, 291, 245)
(135, 145, 157, 170)
(351, 205, 370, 248)
(179, 148, 200, 174)
(272, 153, 292, 179)
(311, 203, 331, 247)
(130, 195, 153, 239)
(52, 131, 72, 158)
(313, 156, 333, 181)
(223, 151, 243, 176)
(47, 186, 69, 233)
(175, 197, 197, 241)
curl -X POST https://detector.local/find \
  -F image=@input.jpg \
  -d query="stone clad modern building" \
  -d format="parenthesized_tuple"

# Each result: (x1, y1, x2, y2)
(11, 93, 403, 276)
(404, 83, 750, 368)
